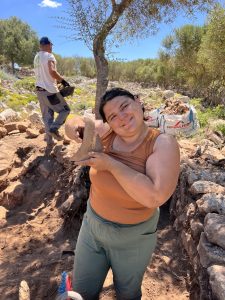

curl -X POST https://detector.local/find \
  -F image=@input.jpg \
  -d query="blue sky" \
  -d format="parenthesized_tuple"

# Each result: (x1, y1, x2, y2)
(0, 0, 215, 61)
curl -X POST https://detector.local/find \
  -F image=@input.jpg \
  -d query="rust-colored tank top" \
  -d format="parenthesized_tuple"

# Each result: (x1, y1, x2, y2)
(89, 127, 160, 224)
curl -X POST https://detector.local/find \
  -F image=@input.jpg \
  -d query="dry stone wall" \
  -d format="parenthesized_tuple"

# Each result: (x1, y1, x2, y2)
(170, 139, 225, 300)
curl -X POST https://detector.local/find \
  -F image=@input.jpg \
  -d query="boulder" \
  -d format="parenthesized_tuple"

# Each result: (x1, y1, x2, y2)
(162, 90, 174, 99)
(29, 112, 43, 128)
(0, 181, 25, 208)
(4, 122, 18, 133)
(38, 160, 53, 178)
(190, 180, 225, 195)
(187, 170, 225, 187)
(176, 95, 190, 103)
(26, 128, 39, 139)
(17, 122, 30, 133)
(197, 232, 225, 268)
(207, 265, 225, 300)
(0, 108, 19, 122)
(196, 193, 225, 215)
(204, 213, 225, 250)
(0, 127, 7, 138)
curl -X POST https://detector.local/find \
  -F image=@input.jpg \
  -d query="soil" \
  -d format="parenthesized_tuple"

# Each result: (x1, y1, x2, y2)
(0, 132, 191, 300)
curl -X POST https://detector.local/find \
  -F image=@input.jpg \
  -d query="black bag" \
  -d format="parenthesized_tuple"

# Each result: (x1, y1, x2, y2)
(60, 86, 75, 97)
(47, 93, 61, 105)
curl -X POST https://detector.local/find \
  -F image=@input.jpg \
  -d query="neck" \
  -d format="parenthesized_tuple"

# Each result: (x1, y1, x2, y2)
(117, 123, 148, 146)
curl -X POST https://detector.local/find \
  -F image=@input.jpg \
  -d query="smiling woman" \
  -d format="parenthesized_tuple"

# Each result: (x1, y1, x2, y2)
(65, 87, 180, 300)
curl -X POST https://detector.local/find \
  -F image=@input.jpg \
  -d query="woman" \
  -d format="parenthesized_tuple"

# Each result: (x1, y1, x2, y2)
(65, 87, 180, 300)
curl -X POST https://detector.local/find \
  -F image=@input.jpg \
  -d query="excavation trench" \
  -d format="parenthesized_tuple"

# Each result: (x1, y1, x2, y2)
(0, 134, 224, 300)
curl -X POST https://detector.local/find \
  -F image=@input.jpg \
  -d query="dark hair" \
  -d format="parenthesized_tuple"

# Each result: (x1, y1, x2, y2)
(99, 87, 136, 122)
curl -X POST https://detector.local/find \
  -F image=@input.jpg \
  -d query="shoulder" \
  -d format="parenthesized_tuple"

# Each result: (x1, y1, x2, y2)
(47, 53, 56, 62)
(153, 133, 180, 155)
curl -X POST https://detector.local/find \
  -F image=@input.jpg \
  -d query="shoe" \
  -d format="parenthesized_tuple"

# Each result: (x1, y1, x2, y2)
(49, 128, 64, 141)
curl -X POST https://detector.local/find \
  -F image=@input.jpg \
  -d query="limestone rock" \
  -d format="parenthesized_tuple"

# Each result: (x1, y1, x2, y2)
(26, 128, 39, 138)
(0, 141, 15, 177)
(207, 132, 224, 146)
(190, 219, 204, 241)
(207, 265, 225, 300)
(29, 112, 43, 128)
(0, 126, 7, 138)
(190, 180, 225, 195)
(58, 194, 75, 217)
(17, 122, 30, 133)
(4, 122, 18, 133)
(197, 232, 225, 268)
(0, 108, 18, 122)
(181, 230, 197, 259)
(196, 193, 225, 215)
(162, 90, 174, 99)
(0, 206, 8, 220)
(0, 181, 25, 208)
(26, 101, 39, 111)
(204, 213, 225, 250)
(187, 170, 225, 187)
(19, 280, 30, 300)
(176, 95, 190, 103)
(38, 160, 53, 178)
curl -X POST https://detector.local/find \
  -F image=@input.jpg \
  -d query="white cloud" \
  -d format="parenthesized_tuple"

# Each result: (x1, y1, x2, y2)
(38, 0, 62, 8)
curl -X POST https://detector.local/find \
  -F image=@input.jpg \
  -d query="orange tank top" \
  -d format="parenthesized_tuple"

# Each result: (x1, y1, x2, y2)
(89, 127, 160, 224)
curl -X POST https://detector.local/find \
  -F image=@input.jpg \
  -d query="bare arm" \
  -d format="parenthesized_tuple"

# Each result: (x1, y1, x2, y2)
(48, 60, 63, 82)
(78, 134, 180, 208)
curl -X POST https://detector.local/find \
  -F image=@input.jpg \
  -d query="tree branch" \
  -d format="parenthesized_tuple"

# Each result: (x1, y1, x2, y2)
(111, 0, 116, 9)
(94, 0, 134, 50)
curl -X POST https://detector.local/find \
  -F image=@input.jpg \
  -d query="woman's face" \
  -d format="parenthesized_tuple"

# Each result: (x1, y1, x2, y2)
(103, 95, 144, 137)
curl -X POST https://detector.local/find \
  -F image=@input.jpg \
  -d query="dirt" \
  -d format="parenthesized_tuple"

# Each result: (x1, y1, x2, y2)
(0, 132, 191, 300)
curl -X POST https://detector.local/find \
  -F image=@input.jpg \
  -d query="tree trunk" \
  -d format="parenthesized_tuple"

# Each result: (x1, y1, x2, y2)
(93, 38, 108, 119)
(11, 60, 15, 75)
(92, 0, 134, 119)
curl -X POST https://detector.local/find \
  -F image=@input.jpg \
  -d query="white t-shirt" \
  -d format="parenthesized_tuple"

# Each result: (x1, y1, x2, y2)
(34, 51, 59, 93)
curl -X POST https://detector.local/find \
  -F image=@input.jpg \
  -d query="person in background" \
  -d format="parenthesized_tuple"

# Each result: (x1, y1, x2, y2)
(65, 87, 180, 300)
(34, 36, 70, 145)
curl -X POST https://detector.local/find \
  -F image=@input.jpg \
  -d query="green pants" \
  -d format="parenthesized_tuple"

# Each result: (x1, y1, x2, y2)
(72, 202, 159, 300)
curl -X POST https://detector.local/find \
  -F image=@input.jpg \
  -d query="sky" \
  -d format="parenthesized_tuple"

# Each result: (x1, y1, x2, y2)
(0, 0, 217, 61)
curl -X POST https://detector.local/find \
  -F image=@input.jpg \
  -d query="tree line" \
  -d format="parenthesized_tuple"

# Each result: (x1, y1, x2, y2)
(0, 5, 224, 107)
(56, 5, 225, 106)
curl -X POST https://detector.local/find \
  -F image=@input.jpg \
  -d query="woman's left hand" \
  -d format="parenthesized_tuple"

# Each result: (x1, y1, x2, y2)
(75, 152, 114, 171)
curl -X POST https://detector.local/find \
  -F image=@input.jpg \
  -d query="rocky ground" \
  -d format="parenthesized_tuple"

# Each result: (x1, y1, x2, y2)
(0, 127, 194, 300)
(0, 77, 224, 300)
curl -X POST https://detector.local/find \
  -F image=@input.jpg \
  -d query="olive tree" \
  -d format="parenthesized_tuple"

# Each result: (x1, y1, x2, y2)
(198, 5, 225, 104)
(63, 0, 216, 118)
(0, 17, 39, 73)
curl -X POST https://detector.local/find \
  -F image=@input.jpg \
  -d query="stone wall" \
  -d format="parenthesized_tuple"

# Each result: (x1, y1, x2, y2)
(170, 140, 225, 300)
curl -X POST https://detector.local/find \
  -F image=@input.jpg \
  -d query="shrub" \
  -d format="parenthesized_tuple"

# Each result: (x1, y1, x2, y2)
(5, 93, 37, 110)
(74, 88, 83, 95)
(13, 76, 35, 92)
(215, 124, 225, 136)
(212, 105, 225, 120)
(190, 99, 225, 128)
(0, 69, 17, 81)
